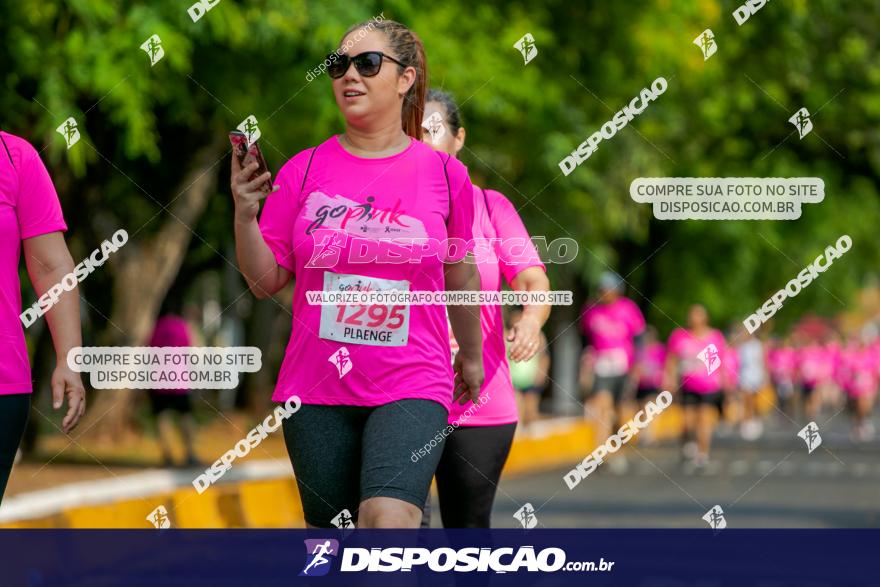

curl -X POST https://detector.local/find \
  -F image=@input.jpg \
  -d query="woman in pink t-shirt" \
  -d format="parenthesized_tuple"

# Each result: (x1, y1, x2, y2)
(579, 272, 646, 464)
(837, 334, 877, 441)
(0, 131, 86, 503)
(796, 337, 836, 421)
(148, 309, 199, 467)
(231, 21, 483, 528)
(632, 325, 665, 445)
(634, 326, 665, 399)
(767, 336, 798, 415)
(663, 304, 730, 470)
(419, 89, 550, 527)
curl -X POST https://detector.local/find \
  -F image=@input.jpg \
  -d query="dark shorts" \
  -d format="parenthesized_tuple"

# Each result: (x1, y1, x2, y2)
(282, 399, 448, 528)
(773, 379, 795, 399)
(434, 422, 517, 528)
(682, 390, 723, 408)
(149, 392, 192, 415)
(0, 393, 30, 505)
(801, 382, 817, 397)
(591, 374, 628, 402)
(636, 386, 659, 401)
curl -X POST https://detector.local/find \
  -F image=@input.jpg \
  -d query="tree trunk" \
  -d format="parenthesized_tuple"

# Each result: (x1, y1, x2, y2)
(82, 138, 225, 441)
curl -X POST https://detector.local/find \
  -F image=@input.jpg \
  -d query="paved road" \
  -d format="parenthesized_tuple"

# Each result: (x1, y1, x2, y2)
(476, 414, 880, 528)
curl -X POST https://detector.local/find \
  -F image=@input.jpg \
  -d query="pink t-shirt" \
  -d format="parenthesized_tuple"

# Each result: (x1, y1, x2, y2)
(580, 297, 645, 376)
(837, 344, 879, 397)
(0, 132, 68, 395)
(797, 343, 835, 386)
(635, 342, 665, 389)
(148, 315, 193, 395)
(447, 187, 545, 427)
(666, 328, 727, 393)
(259, 136, 475, 410)
(767, 346, 797, 383)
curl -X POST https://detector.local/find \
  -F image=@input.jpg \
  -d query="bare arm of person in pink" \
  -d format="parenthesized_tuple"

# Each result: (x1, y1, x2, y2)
(230, 155, 288, 299)
(506, 267, 551, 359)
(495, 192, 551, 361)
(24, 235, 86, 432)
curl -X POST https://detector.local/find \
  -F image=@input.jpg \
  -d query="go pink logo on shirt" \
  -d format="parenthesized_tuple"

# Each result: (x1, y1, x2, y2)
(304, 192, 424, 238)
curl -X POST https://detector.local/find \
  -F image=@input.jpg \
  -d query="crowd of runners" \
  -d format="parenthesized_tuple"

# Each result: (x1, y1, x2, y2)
(579, 274, 879, 474)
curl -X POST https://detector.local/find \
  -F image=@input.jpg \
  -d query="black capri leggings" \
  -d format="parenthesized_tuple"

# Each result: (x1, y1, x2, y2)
(282, 399, 448, 527)
(434, 422, 517, 528)
(0, 393, 31, 504)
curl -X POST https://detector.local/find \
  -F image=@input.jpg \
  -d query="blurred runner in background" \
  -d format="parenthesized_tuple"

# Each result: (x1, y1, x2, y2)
(148, 301, 200, 468)
(579, 271, 645, 473)
(836, 330, 877, 442)
(796, 333, 837, 421)
(736, 328, 767, 441)
(664, 304, 730, 472)
(767, 336, 797, 419)
(631, 325, 665, 445)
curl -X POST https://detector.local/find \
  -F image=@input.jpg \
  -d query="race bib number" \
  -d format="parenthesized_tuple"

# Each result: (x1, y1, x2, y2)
(319, 272, 410, 347)
(594, 348, 628, 377)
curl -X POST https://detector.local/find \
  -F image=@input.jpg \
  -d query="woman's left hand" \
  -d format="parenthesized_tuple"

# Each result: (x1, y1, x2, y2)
(507, 314, 542, 362)
(453, 350, 484, 405)
(51, 363, 86, 434)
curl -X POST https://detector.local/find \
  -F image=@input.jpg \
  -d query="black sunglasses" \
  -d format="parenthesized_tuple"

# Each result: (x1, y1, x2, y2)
(327, 51, 406, 79)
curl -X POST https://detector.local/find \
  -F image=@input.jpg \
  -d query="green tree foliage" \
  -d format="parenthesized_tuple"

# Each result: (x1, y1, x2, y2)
(1, 0, 878, 421)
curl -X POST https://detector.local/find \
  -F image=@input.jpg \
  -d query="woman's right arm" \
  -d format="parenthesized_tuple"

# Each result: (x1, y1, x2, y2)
(231, 156, 291, 298)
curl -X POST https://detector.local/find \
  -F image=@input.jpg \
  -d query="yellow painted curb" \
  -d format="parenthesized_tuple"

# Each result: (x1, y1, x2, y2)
(239, 478, 304, 528)
(1, 407, 686, 528)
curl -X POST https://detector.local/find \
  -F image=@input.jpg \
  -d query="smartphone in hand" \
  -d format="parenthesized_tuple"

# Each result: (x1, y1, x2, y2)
(229, 131, 272, 193)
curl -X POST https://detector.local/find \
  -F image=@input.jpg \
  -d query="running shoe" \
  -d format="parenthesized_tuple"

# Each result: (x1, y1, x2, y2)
(740, 419, 764, 441)
(854, 422, 875, 442)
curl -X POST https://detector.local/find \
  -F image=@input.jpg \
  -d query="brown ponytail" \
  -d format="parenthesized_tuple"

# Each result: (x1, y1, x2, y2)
(341, 19, 428, 139)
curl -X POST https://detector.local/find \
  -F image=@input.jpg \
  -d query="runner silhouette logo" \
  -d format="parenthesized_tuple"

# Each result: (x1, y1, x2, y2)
(514, 503, 538, 528)
(693, 29, 717, 60)
(697, 344, 721, 375)
(513, 33, 538, 65)
(331, 509, 356, 529)
(798, 421, 822, 454)
(300, 539, 340, 577)
(702, 505, 727, 531)
(421, 111, 446, 144)
(789, 108, 813, 139)
(140, 34, 165, 66)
